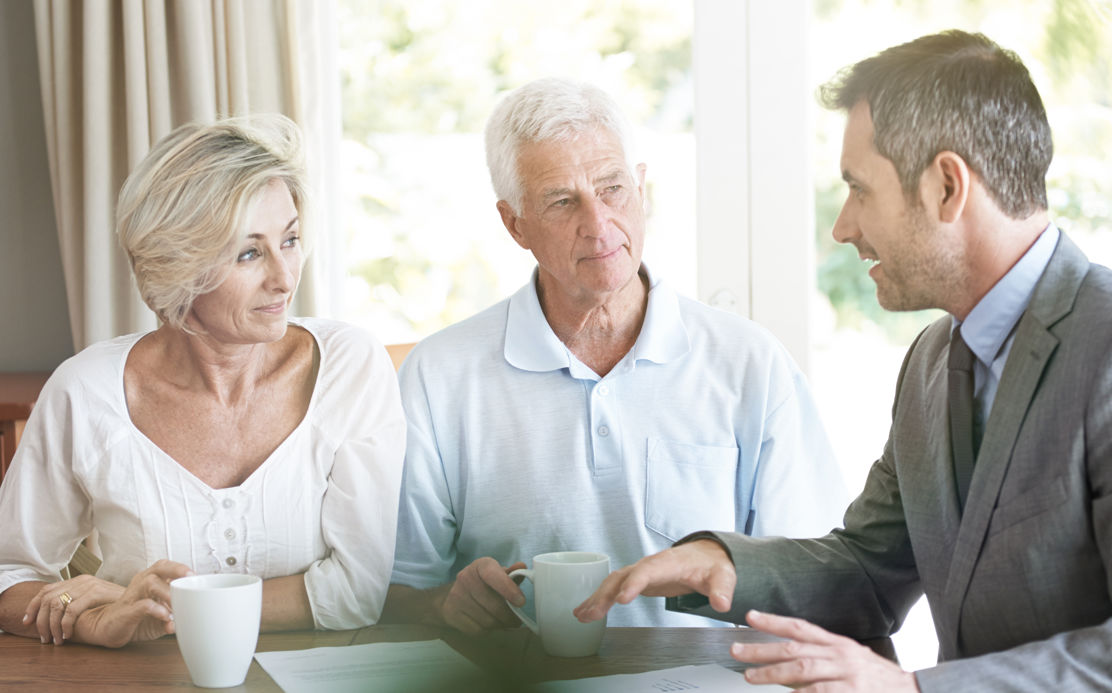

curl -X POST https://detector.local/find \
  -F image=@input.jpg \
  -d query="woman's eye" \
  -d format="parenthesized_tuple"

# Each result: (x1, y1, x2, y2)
(283, 235, 300, 248)
(237, 248, 259, 262)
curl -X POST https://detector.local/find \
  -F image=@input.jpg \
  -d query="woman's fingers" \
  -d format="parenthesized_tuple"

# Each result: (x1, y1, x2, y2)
(128, 560, 192, 606)
(28, 568, 178, 646)
(35, 587, 71, 644)
(58, 579, 125, 641)
(106, 598, 177, 647)
(18, 562, 191, 647)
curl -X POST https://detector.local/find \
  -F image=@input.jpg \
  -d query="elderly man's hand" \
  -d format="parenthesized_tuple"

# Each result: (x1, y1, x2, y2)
(436, 557, 526, 634)
(573, 539, 736, 623)
(733, 610, 919, 692)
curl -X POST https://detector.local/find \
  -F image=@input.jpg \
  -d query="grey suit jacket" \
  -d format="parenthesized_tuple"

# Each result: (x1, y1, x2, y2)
(688, 233, 1112, 690)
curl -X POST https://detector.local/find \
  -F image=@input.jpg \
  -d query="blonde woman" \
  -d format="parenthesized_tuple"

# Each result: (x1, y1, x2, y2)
(0, 115, 405, 647)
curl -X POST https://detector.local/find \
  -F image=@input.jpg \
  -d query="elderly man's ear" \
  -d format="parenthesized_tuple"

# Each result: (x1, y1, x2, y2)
(497, 200, 531, 250)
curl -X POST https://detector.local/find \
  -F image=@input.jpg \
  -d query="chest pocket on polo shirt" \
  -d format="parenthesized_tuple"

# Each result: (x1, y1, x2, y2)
(645, 438, 739, 542)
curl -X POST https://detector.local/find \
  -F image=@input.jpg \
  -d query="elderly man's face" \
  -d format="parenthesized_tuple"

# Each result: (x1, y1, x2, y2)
(500, 128, 646, 309)
(188, 179, 302, 344)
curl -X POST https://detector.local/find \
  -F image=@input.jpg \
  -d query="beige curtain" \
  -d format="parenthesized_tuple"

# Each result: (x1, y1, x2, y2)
(33, 0, 339, 350)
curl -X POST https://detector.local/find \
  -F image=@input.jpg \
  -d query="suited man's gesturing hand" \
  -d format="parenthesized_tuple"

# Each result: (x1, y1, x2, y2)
(574, 539, 736, 622)
(733, 610, 920, 692)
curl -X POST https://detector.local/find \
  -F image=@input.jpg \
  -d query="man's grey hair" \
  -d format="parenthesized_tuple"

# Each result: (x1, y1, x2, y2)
(484, 78, 639, 215)
(819, 30, 1052, 218)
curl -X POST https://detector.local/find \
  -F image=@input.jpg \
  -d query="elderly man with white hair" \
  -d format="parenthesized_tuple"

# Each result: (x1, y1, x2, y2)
(381, 78, 847, 631)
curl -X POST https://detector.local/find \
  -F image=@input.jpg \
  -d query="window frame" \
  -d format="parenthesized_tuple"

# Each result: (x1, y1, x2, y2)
(694, 1, 813, 373)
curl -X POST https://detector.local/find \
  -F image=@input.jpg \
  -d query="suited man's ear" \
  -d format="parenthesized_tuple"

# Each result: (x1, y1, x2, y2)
(930, 151, 971, 223)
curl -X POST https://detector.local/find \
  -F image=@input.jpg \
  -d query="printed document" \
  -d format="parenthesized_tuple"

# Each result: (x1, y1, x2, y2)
(254, 639, 487, 693)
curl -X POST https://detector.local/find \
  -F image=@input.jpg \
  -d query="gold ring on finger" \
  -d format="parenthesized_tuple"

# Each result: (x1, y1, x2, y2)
(59, 592, 73, 606)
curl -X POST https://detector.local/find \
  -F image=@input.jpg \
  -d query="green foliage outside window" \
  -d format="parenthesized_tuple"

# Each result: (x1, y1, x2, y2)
(338, 0, 1111, 343)
(338, 0, 692, 339)
(812, 0, 1112, 343)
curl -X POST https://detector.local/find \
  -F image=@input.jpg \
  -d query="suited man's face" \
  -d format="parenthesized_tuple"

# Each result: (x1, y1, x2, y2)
(830, 102, 964, 312)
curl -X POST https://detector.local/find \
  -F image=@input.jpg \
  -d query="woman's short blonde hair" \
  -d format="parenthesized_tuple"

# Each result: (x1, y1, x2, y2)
(117, 114, 307, 331)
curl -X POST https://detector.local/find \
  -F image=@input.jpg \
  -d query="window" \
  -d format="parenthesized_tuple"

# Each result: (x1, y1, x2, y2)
(337, 0, 695, 343)
(335, 0, 1111, 669)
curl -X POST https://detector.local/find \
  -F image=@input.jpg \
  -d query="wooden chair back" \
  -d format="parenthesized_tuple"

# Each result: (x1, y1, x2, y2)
(386, 343, 416, 372)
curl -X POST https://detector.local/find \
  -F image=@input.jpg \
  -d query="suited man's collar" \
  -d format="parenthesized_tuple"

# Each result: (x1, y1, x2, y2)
(952, 224, 1058, 365)
(1023, 227, 1089, 330)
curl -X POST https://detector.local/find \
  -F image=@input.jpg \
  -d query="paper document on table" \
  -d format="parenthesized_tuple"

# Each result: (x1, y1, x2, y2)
(254, 639, 488, 693)
(535, 663, 790, 692)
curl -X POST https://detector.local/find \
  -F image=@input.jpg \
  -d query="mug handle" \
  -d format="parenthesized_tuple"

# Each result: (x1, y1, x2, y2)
(505, 568, 538, 634)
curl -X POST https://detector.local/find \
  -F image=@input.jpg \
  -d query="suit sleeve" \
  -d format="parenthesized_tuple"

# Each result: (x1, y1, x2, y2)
(702, 436, 921, 639)
(674, 331, 930, 638)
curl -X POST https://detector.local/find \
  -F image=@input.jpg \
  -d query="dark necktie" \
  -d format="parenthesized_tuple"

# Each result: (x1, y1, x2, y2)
(949, 327, 976, 513)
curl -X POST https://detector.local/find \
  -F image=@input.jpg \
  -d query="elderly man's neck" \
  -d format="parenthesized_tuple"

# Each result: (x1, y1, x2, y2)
(537, 269, 650, 378)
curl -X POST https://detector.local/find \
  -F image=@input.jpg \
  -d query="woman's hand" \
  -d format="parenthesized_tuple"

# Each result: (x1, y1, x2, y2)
(25, 574, 125, 645)
(63, 560, 193, 648)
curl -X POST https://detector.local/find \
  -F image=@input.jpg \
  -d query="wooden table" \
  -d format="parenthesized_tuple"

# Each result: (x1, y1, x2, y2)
(0, 372, 52, 480)
(0, 624, 896, 691)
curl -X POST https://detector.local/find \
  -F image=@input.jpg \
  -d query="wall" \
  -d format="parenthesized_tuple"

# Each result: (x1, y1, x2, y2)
(0, 0, 73, 371)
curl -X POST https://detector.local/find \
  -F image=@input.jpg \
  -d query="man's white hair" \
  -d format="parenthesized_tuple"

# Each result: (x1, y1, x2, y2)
(484, 78, 639, 215)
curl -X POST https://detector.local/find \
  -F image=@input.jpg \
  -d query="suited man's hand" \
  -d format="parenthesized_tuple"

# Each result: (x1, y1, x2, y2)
(574, 539, 736, 622)
(733, 610, 919, 692)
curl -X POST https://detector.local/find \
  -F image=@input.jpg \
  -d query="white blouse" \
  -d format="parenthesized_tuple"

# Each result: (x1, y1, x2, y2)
(0, 318, 405, 630)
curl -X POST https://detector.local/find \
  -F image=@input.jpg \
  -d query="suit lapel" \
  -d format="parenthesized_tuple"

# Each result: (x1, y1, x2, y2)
(939, 233, 1087, 655)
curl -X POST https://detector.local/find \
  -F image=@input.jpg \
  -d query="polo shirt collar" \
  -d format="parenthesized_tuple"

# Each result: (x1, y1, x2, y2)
(504, 264, 690, 375)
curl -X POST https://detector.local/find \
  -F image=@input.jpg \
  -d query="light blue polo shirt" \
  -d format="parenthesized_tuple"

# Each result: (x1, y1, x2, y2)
(392, 267, 848, 626)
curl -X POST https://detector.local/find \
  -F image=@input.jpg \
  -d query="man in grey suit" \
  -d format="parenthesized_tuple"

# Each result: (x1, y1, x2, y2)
(575, 30, 1112, 691)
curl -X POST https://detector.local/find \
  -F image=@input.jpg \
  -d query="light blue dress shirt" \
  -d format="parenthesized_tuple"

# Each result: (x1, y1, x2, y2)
(953, 224, 1059, 447)
(392, 267, 849, 626)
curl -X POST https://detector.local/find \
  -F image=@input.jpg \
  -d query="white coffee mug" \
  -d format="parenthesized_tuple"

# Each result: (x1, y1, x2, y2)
(507, 551, 609, 657)
(170, 573, 262, 688)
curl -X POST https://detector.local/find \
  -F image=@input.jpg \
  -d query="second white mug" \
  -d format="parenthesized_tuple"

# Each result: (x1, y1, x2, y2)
(170, 573, 262, 688)
(507, 551, 609, 657)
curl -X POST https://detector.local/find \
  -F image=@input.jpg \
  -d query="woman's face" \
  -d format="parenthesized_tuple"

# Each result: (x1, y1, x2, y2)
(187, 180, 302, 345)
